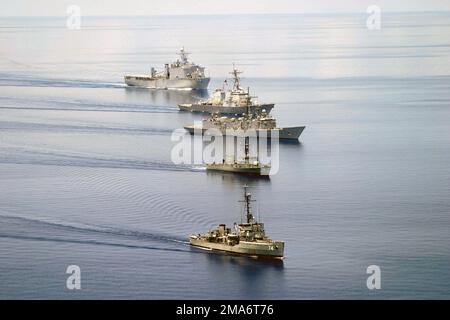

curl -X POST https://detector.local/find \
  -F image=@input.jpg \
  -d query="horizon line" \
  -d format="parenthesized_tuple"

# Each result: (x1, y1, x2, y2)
(1, 10, 449, 18)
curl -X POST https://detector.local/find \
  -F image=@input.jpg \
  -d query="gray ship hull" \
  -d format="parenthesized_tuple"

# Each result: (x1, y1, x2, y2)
(206, 163, 271, 176)
(190, 237, 284, 258)
(184, 125, 305, 140)
(124, 75, 210, 90)
(178, 103, 274, 115)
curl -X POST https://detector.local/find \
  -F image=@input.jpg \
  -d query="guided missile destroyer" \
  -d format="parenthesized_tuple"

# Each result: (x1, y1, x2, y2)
(189, 185, 284, 259)
(124, 47, 210, 90)
(178, 66, 274, 115)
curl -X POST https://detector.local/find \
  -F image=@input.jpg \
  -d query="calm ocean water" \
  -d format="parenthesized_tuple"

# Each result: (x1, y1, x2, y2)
(1, 13, 450, 299)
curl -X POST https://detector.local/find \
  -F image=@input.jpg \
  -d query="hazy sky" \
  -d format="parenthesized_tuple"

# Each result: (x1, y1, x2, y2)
(3, 0, 450, 16)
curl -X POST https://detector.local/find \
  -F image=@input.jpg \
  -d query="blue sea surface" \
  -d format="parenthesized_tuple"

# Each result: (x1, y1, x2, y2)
(0, 13, 450, 299)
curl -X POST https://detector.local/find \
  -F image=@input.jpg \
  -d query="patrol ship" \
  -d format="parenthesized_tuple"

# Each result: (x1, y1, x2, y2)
(178, 66, 274, 114)
(189, 185, 284, 259)
(124, 47, 210, 90)
(184, 110, 305, 140)
(206, 137, 271, 176)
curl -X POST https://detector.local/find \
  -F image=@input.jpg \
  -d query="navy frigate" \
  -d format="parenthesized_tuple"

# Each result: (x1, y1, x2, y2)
(190, 185, 284, 259)
(206, 136, 271, 176)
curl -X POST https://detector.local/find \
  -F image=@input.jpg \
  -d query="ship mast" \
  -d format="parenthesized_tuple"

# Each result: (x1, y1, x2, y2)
(230, 64, 243, 91)
(178, 47, 190, 64)
(244, 137, 250, 163)
(240, 185, 256, 224)
(246, 86, 251, 116)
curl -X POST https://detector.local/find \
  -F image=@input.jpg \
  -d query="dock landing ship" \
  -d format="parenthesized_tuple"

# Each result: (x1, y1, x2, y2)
(124, 47, 210, 90)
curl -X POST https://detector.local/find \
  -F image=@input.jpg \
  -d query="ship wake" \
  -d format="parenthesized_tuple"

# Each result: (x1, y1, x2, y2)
(0, 213, 191, 253)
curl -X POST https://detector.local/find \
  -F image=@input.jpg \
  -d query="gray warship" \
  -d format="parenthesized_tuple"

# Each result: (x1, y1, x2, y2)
(178, 67, 274, 115)
(124, 47, 210, 90)
(184, 110, 305, 140)
(189, 185, 284, 259)
(206, 137, 271, 176)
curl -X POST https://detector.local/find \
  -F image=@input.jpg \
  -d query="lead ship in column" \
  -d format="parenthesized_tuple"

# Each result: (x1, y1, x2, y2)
(124, 47, 210, 90)
(190, 185, 284, 259)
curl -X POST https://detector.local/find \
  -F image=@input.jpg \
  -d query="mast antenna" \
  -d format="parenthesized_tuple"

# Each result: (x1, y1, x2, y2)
(230, 63, 243, 91)
(244, 137, 250, 163)
(239, 184, 255, 223)
(179, 47, 190, 64)
(247, 86, 250, 115)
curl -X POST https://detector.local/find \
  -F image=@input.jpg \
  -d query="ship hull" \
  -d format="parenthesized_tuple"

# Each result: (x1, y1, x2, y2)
(124, 76, 210, 90)
(178, 103, 274, 115)
(206, 163, 271, 176)
(190, 238, 284, 258)
(183, 125, 305, 140)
